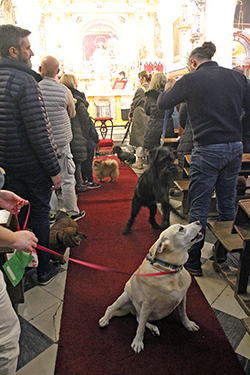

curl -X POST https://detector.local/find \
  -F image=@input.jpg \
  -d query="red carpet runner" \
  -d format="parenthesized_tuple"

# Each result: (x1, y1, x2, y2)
(55, 157, 245, 375)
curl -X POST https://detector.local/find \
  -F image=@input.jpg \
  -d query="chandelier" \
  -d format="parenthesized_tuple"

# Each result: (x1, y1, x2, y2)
(178, 1, 192, 35)
(178, 0, 205, 43)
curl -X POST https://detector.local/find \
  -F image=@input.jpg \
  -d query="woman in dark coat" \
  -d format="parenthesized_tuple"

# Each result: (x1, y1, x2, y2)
(128, 70, 151, 168)
(143, 73, 175, 150)
(60, 74, 88, 192)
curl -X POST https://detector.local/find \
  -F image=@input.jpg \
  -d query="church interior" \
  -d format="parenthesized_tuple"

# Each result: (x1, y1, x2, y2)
(0, 0, 250, 374)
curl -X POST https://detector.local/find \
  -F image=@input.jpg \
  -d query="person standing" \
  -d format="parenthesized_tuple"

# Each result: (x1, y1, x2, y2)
(143, 72, 175, 150)
(59, 74, 100, 189)
(129, 70, 150, 169)
(157, 41, 250, 276)
(0, 188, 38, 375)
(39, 56, 86, 221)
(0, 24, 61, 286)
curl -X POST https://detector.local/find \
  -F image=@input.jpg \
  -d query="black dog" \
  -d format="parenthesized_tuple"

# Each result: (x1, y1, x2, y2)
(122, 147, 183, 235)
(112, 146, 136, 164)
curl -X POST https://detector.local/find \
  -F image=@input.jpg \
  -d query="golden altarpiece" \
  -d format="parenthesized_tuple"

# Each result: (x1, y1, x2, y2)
(36, 0, 164, 123)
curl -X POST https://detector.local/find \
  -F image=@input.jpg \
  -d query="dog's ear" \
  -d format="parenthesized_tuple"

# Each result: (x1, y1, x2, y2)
(77, 232, 87, 240)
(148, 147, 160, 164)
(151, 237, 170, 257)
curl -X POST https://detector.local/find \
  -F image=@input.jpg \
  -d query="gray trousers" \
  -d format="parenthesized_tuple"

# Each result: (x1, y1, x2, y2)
(50, 144, 79, 216)
(0, 271, 20, 375)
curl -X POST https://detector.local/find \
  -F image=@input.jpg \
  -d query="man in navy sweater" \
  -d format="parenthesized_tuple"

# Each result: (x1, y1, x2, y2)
(157, 42, 250, 276)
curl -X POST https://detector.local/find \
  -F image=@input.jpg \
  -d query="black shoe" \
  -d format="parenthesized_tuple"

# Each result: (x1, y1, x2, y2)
(38, 263, 61, 285)
(67, 210, 86, 221)
(184, 264, 203, 277)
(87, 181, 101, 189)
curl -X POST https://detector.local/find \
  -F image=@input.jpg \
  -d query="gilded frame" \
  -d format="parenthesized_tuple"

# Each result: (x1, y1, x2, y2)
(173, 18, 181, 63)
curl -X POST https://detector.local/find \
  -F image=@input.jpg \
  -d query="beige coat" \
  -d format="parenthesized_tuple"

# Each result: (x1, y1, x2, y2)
(128, 82, 149, 147)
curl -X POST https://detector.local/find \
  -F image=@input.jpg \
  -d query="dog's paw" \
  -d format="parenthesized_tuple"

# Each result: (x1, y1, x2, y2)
(184, 320, 200, 332)
(99, 316, 110, 328)
(150, 223, 162, 230)
(131, 338, 144, 353)
(122, 228, 132, 235)
(146, 323, 160, 337)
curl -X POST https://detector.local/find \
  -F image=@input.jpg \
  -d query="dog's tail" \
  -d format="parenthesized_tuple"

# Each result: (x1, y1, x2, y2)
(168, 202, 185, 220)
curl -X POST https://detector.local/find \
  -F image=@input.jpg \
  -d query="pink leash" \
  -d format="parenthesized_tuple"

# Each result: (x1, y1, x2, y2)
(15, 203, 178, 277)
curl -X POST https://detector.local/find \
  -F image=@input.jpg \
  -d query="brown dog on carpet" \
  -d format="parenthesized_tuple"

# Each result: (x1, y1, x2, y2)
(50, 217, 87, 264)
(92, 158, 119, 182)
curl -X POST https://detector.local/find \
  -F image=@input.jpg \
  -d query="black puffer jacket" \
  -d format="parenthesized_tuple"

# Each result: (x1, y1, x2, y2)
(0, 57, 60, 177)
(68, 88, 88, 163)
(143, 88, 174, 150)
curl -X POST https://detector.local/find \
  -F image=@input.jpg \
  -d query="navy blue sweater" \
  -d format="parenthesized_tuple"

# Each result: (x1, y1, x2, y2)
(157, 61, 250, 147)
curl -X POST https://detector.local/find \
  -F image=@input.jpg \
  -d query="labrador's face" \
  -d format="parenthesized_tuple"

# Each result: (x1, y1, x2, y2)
(151, 221, 203, 260)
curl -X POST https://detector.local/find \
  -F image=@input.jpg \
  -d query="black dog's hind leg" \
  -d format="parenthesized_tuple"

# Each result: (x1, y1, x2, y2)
(122, 195, 142, 235)
(148, 203, 161, 230)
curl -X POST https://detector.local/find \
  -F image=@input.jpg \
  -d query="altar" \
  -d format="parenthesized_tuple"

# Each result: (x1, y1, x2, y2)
(86, 91, 134, 125)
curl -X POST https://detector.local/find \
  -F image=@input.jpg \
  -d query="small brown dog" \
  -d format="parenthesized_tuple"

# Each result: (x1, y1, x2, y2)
(92, 158, 119, 182)
(50, 217, 87, 264)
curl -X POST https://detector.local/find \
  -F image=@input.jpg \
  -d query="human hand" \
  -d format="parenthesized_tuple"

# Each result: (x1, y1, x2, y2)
(164, 79, 176, 91)
(51, 174, 61, 190)
(0, 190, 29, 214)
(11, 230, 38, 253)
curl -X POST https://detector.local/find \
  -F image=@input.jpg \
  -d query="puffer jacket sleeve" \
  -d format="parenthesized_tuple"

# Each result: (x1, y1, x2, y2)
(19, 76, 60, 176)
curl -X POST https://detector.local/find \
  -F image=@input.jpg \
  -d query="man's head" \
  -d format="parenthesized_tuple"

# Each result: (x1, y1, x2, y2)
(188, 41, 216, 72)
(39, 56, 60, 78)
(0, 24, 34, 68)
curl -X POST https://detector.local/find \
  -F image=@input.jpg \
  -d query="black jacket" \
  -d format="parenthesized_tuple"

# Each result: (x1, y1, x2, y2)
(143, 88, 174, 150)
(68, 88, 88, 163)
(0, 57, 60, 177)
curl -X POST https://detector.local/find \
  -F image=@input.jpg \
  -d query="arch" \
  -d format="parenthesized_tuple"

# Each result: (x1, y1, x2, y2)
(233, 31, 250, 77)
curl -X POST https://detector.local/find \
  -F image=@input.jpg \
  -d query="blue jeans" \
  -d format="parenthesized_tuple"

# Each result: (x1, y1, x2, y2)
(6, 171, 52, 276)
(187, 142, 243, 268)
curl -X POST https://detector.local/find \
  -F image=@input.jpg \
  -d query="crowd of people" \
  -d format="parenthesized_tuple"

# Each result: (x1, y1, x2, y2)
(0, 23, 250, 374)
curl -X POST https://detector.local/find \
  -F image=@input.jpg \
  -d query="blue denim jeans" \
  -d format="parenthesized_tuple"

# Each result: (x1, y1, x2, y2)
(6, 171, 52, 277)
(187, 142, 243, 268)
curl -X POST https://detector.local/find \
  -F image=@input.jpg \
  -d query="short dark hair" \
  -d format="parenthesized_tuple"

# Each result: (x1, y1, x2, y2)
(0, 24, 31, 58)
(189, 41, 216, 62)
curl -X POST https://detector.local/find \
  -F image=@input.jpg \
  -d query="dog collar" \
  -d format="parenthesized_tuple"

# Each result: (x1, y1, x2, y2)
(146, 252, 183, 271)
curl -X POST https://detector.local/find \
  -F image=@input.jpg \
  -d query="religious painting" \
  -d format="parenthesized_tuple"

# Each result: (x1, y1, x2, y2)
(173, 18, 181, 63)
(82, 24, 120, 76)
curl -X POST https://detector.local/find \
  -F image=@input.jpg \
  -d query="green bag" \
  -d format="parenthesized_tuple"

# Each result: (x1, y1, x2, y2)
(3, 250, 33, 287)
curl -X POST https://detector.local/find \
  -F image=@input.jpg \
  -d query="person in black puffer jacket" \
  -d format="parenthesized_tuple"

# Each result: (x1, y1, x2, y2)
(0, 25, 61, 289)
(143, 73, 175, 151)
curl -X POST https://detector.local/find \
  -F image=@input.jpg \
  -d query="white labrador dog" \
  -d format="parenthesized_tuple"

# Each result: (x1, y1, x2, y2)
(99, 221, 203, 353)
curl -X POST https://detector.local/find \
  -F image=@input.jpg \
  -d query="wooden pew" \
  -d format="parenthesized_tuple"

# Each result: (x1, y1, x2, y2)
(207, 199, 250, 320)
(174, 153, 250, 215)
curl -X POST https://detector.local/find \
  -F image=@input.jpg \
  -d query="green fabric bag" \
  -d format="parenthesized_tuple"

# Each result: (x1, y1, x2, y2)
(3, 250, 33, 287)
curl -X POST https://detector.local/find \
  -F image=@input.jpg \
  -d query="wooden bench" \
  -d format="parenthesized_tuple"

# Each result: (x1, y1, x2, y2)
(175, 153, 250, 215)
(174, 180, 217, 215)
(163, 138, 179, 153)
(207, 199, 250, 319)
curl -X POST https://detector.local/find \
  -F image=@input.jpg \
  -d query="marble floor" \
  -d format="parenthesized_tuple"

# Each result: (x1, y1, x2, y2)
(15, 164, 250, 375)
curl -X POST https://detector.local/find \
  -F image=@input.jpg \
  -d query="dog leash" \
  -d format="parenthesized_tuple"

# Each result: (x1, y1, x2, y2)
(15, 204, 178, 277)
